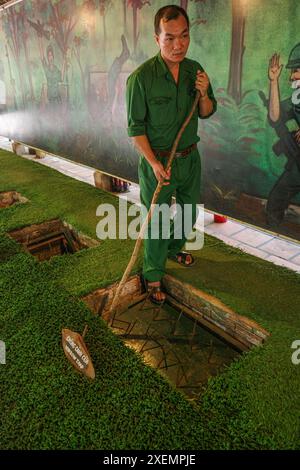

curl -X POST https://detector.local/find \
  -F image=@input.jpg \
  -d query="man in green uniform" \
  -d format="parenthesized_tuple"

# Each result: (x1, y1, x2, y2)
(126, 4, 217, 303)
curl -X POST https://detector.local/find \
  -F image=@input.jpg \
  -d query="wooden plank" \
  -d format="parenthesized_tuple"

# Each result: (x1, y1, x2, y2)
(162, 274, 269, 348)
(166, 296, 249, 351)
(26, 231, 65, 246)
(9, 219, 63, 244)
(8, 219, 99, 252)
(82, 275, 143, 321)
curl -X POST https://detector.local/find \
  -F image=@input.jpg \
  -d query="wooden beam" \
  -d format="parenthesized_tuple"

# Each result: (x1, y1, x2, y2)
(82, 275, 144, 321)
(162, 274, 269, 349)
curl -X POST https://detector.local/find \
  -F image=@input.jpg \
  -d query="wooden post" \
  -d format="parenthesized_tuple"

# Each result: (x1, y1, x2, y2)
(94, 171, 113, 192)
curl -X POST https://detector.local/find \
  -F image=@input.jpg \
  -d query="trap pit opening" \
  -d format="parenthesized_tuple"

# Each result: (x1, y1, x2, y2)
(8, 219, 99, 262)
(83, 275, 269, 401)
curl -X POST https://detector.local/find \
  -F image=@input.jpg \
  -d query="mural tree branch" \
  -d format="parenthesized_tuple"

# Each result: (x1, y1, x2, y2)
(127, 0, 150, 54)
(97, 0, 111, 62)
(3, 7, 26, 107)
(82, 0, 97, 40)
(227, 0, 247, 105)
(19, 3, 35, 102)
(73, 34, 88, 98)
(47, 0, 80, 82)
(180, 0, 206, 13)
(123, 0, 127, 34)
(27, 18, 50, 62)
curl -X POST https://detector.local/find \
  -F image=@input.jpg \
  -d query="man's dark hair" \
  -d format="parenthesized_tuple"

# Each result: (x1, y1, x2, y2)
(154, 5, 189, 35)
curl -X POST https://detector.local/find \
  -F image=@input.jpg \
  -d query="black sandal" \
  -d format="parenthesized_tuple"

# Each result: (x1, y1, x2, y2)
(141, 276, 166, 305)
(169, 251, 195, 267)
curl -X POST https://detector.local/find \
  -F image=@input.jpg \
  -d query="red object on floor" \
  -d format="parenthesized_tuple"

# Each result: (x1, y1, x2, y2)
(214, 214, 228, 223)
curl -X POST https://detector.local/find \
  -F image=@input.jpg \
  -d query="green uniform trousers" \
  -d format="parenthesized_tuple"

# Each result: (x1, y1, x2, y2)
(138, 148, 201, 282)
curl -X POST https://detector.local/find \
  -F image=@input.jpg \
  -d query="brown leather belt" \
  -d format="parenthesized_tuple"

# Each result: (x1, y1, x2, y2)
(153, 143, 197, 158)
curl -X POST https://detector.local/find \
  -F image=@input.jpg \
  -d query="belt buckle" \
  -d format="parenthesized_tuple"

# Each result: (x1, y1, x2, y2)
(175, 145, 192, 158)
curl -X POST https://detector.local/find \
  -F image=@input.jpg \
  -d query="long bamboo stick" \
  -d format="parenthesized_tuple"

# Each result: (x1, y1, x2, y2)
(108, 91, 201, 321)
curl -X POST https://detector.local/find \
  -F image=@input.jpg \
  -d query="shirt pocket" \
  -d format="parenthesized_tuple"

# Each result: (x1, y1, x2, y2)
(147, 95, 174, 127)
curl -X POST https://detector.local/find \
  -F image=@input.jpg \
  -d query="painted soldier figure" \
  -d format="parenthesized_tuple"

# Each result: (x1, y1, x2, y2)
(266, 44, 300, 227)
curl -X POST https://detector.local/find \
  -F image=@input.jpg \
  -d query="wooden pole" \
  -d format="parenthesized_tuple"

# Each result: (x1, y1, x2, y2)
(82, 324, 88, 339)
(108, 91, 200, 322)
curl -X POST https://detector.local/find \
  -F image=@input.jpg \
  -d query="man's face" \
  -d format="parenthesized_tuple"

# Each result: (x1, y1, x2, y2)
(155, 14, 190, 66)
(290, 68, 300, 86)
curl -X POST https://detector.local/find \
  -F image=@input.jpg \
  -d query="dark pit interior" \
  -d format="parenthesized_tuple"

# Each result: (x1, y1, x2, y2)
(8, 219, 99, 262)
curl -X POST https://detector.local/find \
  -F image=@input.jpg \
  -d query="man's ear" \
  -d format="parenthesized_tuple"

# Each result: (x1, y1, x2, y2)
(154, 34, 160, 47)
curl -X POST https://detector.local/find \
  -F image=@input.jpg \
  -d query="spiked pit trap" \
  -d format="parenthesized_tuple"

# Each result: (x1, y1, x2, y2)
(83, 274, 269, 401)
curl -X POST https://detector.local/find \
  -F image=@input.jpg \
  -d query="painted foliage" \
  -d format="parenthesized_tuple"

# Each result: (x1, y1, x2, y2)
(0, 0, 300, 240)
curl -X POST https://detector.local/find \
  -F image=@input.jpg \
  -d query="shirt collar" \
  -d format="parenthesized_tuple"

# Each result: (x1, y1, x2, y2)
(156, 51, 169, 77)
(155, 51, 192, 79)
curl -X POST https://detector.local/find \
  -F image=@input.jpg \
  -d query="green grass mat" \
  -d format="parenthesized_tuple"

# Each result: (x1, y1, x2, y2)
(0, 150, 300, 449)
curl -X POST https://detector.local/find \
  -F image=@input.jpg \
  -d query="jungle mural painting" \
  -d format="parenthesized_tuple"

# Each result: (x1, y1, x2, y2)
(0, 0, 300, 240)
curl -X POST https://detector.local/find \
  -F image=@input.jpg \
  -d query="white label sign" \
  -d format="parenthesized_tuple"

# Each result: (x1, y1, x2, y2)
(62, 329, 95, 379)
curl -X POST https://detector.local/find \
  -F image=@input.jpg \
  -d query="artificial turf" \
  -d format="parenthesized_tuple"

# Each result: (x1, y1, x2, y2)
(0, 149, 300, 449)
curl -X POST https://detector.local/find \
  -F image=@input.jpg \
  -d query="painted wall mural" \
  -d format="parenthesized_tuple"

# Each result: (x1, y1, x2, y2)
(1, 0, 300, 240)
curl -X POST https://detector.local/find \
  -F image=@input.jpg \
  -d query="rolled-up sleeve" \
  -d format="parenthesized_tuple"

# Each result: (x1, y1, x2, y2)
(200, 81, 217, 120)
(126, 73, 147, 137)
(268, 98, 294, 129)
(195, 62, 217, 120)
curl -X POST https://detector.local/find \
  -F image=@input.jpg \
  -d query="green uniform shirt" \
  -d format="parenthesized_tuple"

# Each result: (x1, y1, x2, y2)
(278, 97, 300, 127)
(126, 52, 217, 151)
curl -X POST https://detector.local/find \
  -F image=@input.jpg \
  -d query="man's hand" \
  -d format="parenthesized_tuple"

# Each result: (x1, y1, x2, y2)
(152, 160, 171, 185)
(195, 70, 210, 97)
(269, 53, 283, 82)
